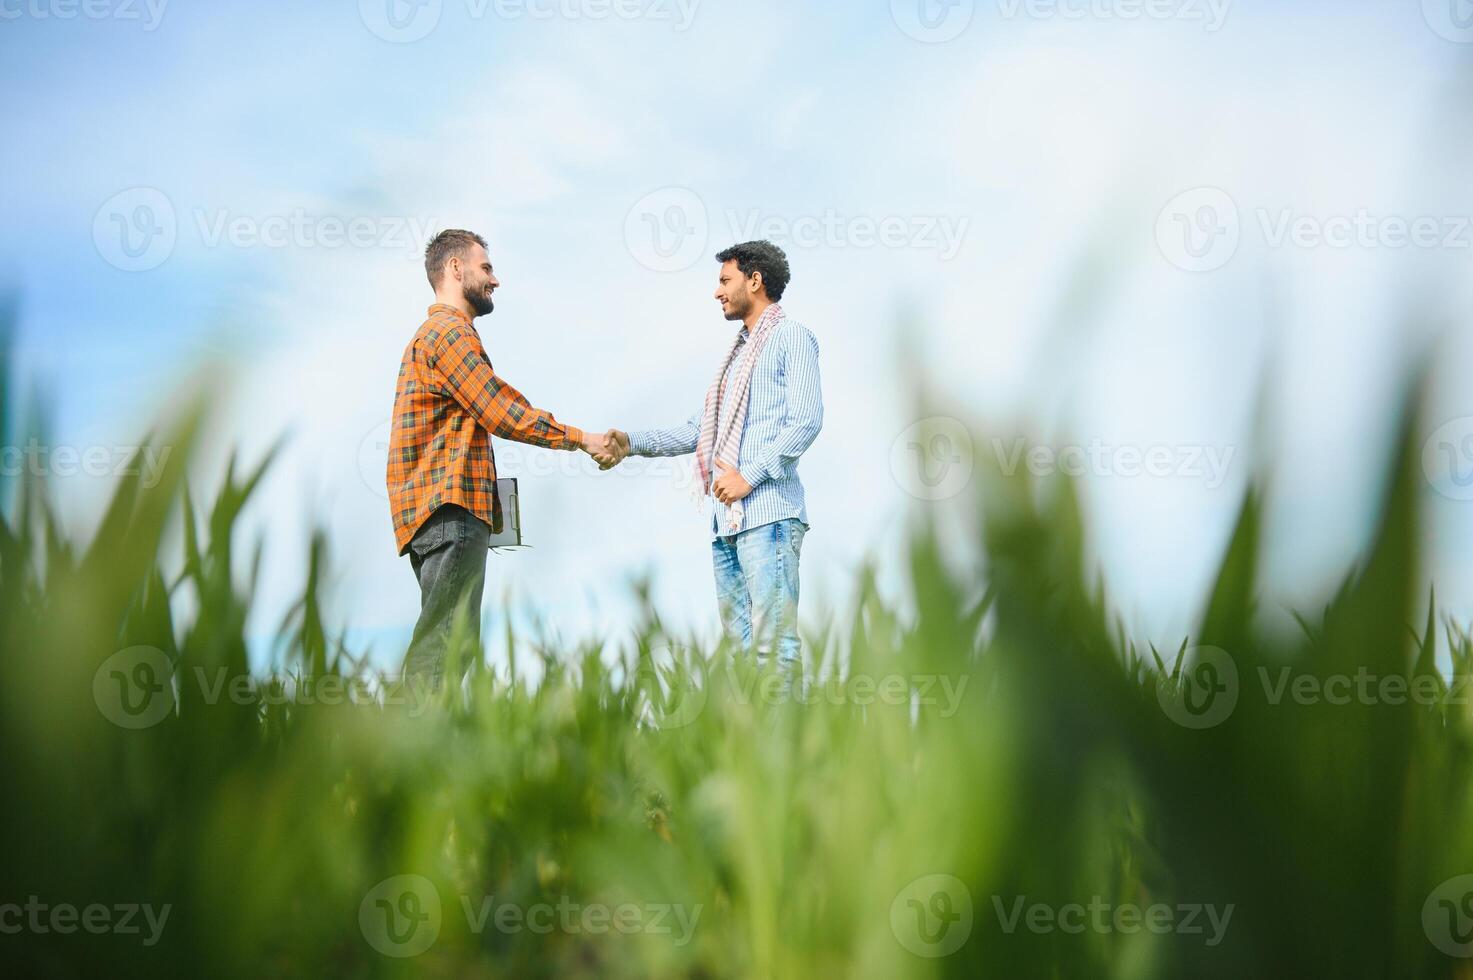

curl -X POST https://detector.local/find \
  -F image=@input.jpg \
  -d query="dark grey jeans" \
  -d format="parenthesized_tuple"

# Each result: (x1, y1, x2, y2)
(403, 504, 490, 689)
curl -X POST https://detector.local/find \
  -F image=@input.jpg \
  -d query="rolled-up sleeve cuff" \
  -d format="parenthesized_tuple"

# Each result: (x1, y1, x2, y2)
(627, 430, 655, 455)
(563, 426, 585, 450)
(738, 462, 768, 489)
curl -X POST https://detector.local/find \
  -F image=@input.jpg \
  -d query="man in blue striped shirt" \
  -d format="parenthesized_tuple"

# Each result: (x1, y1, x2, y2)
(601, 241, 823, 671)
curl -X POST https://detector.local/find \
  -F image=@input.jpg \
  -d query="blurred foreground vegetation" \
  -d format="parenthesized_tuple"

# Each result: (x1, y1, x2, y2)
(3, 353, 1473, 978)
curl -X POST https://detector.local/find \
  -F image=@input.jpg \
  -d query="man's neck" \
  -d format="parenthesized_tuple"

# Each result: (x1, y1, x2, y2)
(743, 298, 773, 331)
(434, 292, 476, 320)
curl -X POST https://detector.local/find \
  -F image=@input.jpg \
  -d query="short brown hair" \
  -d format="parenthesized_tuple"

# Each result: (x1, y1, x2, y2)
(424, 229, 488, 288)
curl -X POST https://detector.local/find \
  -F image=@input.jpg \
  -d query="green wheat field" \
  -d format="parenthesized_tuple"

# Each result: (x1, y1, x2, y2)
(4, 320, 1473, 979)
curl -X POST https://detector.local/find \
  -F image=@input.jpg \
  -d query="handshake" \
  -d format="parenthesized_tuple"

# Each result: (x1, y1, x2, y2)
(578, 427, 754, 504)
(581, 429, 631, 471)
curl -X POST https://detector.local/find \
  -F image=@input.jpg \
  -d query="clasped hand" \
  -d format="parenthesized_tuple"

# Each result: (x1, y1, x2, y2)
(582, 429, 630, 470)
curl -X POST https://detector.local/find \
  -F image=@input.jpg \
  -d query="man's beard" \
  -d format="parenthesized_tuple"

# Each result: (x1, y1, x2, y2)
(464, 280, 495, 316)
(722, 295, 749, 321)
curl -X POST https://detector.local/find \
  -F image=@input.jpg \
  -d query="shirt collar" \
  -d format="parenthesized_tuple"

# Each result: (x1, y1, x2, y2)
(741, 303, 782, 339)
(428, 302, 472, 324)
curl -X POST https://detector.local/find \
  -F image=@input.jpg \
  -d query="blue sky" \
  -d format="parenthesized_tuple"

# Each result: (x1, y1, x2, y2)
(3, 0, 1472, 668)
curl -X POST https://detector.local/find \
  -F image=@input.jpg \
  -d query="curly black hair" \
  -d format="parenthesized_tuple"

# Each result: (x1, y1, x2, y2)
(715, 240, 791, 302)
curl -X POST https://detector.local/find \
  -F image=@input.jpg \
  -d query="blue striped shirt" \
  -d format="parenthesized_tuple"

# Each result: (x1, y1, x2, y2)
(629, 314, 823, 540)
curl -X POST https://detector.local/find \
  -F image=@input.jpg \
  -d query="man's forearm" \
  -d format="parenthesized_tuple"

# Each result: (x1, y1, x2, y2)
(738, 327, 824, 488)
(627, 411, 701, 457)
(741, 412, 821, 487)
(437, 325, 584, 451)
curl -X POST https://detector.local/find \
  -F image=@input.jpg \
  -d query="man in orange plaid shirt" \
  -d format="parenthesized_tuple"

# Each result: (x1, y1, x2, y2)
(387, 229, 614, 688)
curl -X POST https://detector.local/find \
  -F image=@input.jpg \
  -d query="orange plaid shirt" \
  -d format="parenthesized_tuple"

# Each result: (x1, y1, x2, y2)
(387, 304, 584, 554)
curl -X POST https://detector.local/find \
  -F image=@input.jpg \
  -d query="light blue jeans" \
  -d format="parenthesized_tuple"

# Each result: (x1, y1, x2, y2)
(711, 518, 807, 669)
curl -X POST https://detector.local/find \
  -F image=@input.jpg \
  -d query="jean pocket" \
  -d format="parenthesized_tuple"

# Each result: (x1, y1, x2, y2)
(409, 516, 445, 557)
(786, 519, 807, 551)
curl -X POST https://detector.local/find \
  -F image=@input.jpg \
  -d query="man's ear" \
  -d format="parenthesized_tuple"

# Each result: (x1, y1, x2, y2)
(749, 270, 764, 295)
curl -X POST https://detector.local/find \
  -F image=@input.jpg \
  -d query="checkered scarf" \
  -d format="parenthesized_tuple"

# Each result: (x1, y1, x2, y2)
(693, 302, 784, 532)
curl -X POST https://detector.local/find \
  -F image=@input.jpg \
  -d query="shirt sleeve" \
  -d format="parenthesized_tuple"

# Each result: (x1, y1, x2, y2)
(628, 407, 703, 457)
(737, 325, 823, 489)
(433, 324, 583, 450)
